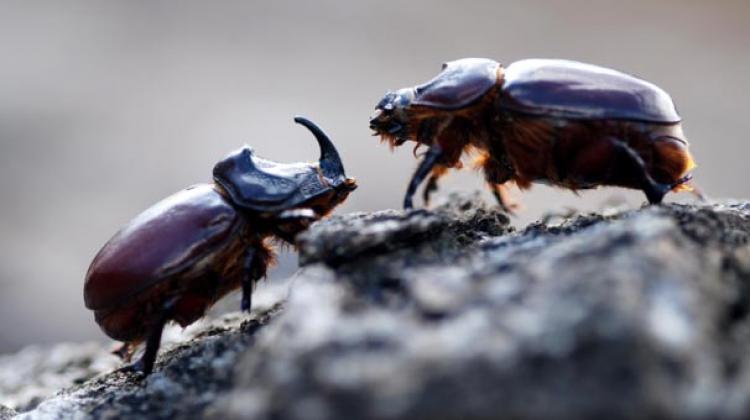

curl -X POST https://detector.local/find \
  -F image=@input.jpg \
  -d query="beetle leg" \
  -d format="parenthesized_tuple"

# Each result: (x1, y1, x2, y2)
(404, 145, 443, 210)
(490, 183, 520, 215)
(422, 166, 448, 207)
(241, 248, 257, 312)
(124, 295, 179, 376)
(273, 208, 319, 243)
(277, 208, 317, 221)
(422, 174, 440, 207)
(687, 181, 708, 202)
(610, 139, 672, 205)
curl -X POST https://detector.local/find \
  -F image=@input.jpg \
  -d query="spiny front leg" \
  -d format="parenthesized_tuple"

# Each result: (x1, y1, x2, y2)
(404, 145, 443, 210)
(241, 241, 274, 312)
(273, 208, 318, 244)
(241, 248, 257, 312)
(422, 166, 448, 207)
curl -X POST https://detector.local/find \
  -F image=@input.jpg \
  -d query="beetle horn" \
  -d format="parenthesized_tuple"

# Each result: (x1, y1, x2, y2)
(294, 116, 345, 179)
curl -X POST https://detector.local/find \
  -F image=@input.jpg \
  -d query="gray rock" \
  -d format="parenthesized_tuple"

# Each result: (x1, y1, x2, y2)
(10, 195, 750, 419)
(11, 309, 281, 420)
(0, 405, 16, 420)
(0, 341, 119, 412)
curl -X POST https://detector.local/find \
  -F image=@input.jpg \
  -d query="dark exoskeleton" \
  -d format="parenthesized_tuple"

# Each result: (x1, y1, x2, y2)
(84, 117, 356, 376)
(369, 58, 697, 210)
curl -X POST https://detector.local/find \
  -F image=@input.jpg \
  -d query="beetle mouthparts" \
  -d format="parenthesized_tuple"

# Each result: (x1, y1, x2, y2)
(387, 122, 403, 135)
(343, 177, 358, 191)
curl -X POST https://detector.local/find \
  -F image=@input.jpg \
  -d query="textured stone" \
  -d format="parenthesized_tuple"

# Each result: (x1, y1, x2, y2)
(8, 196, 750, 419)
(0, 342, 118, 412)
(0, 406, 16, 420)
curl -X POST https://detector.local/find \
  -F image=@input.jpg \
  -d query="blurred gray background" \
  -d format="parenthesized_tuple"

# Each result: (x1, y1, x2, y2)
(0, 0, 747, 353)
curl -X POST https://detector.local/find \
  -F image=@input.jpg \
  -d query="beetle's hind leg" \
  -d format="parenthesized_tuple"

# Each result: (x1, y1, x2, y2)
(610, 139, 675, 205)
(124, 295, 179, 376)
(686, 181, 708, 202)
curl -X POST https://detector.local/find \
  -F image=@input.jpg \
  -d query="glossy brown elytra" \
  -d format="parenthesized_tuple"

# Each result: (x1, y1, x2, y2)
(369, 58, 697, 211)
(84, 117, 356, 375)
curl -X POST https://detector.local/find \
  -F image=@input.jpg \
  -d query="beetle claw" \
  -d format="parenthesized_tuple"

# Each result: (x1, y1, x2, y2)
(119, 360, 147, 378)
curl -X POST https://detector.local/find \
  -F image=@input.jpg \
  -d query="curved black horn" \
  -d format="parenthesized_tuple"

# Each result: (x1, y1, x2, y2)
(294, 116, 345, 179)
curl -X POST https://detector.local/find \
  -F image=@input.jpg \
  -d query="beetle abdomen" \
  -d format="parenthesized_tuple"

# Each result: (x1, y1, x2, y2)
(500, 59, 681, 123)
(496, 115, 694, 191)
(84, 184, 240, 311)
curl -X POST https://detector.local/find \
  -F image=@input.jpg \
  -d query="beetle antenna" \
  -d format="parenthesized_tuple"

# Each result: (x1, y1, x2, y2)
(293, 116, 345, 179)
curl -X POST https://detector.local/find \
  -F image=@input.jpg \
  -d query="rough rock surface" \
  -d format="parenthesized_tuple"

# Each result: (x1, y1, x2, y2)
(6, 195, 750, 419)
(0, 405, 16, 420)
(0, 342, 118, 412)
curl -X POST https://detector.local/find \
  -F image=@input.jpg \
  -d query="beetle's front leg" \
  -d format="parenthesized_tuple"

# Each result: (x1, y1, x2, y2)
(404, 144, 443, 210)
(241, 248, 257, 312)
(272, 208, 318, 244)
(277, 208, 317, 221)
(422, 166, 448, 207)
(421, 174, 441, 207)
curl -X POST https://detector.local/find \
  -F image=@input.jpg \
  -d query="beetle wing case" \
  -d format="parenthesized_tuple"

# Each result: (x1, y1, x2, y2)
(84, 184, 240, 311)
(412, 58, 501, 110)
(501, 59, 681, 123)
(213, 146, 333, 213)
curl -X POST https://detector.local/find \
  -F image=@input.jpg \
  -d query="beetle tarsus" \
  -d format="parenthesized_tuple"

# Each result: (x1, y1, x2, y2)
(422, 173, 441, 207)
(125, 296, 179, 376)
(404, 145, 443, 210)
(652, 174, 697, 203)
(682, 177, 708, 202)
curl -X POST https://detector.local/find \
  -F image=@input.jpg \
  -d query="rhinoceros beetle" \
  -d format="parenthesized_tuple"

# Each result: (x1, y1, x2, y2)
(369, 58, 697, 210)
(84, 117, 356, 375)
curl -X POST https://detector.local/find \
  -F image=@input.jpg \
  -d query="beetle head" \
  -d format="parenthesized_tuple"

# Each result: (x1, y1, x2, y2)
(369, 88, 415, 148)
(213, 117, 356, 217)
